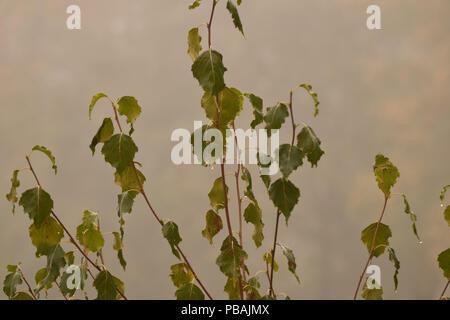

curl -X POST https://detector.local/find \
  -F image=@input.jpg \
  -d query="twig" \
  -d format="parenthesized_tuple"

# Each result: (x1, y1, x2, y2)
(25, 155, 128, 300)
(353, 194, 389, 300)
(131, 162, 214, 300)
(439, 279, 450, 300)
(17, 266, 37, 300)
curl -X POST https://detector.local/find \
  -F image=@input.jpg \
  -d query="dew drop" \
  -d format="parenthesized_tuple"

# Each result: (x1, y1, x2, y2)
(419, 241, 423, 244)
(441, 203, 444, 208)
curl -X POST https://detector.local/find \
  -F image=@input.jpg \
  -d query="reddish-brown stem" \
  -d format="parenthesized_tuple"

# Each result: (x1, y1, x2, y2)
(25, 156, 127, 300)
(232, 121, 247, 295)
(55, 281, 69, 301)
(110, 100, 123, 133)
(353, 195, 389, 300)
(289, 91, 296, 146)
(206, 0, 244, 300)
(207, 0, 218, 48)
(97, 218, 106, 267)
(439, 279, 450, 300)
(269, 90, 297, 298)
(18, 268, 37, 300)
(131, 162, 213, 300)
(269, 210, 281, 298)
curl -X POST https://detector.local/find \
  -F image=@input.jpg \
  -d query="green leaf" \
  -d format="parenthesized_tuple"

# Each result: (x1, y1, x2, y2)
(19, 187, 53, 228)
(192, 50, 227, 95)
(3, 265, 22, 298)
(401, 195, 421, 241)
(6, 170, 20, 214)
(361, 222, 392, 258)
(277, 144, 304, 177)
(201, 88, 243, 130)
(444, 205, 450, 227)
(114, 166, 145, 193)
(32, 145, 58, 174)
(10, 292, 33, 300)
(162, 221, 182, 260)
(188, 0, 202, 9)
(295, 84, 320, 117)
(264, 103, 289, 136)
(226, 0, 244, 35)
(60, 270, 76, 297)
(269, 178, 300, 223)
(296, 126, 324, 167)
(112, 232, 127, 271)
(175, 283, 205, 300)
(76, 210, 105, 253)
(373, 154, 400, 197)
(89, 93, 108, 120)
(388, 247, 400, 291)
(94, 270, 125, 300)
(362, 280, 383, 300)
(65, 251, 75, 265)
(29, 216, 64, 257)
(208, 177, 228, 211)
(90, 118, 114, 155)
(117, 191, 137, 217)
(58, 264, 87, 297)
(219, 87, 243, 127)
(440, 185, 450, 203)
(224, 277, 240, 300)
(240, 167, 256, 203)
(202, 209, 223, 244)
(37, 245, 66, 292)
(278, 243, 300, 284)
(244, 203, 264, 248)
(263, 252, 278, 272)
(244, 276, 261, 300)
(35, 268, 53, 295)
(438, 248, 450, 278)
(190, 124, 216, 165)
(101, 134, 138, 173)
(216, 236, 248, 282)
(244, 93, 264, 129)
(169, 263, 194, 288)
(118, 96, 142, 125)
(188, 28, 202, 62)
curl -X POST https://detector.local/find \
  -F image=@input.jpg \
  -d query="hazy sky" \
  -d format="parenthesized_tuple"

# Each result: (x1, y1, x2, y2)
(1, 0, 449, 300)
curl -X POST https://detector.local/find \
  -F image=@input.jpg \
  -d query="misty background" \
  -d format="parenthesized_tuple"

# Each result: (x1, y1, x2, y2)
(0, 0, 449, 299)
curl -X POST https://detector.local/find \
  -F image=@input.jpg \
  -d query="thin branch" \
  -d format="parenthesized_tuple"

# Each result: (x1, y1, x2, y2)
(131, 162, 214, 300)
(439, 279, 450, 300)
(269, 89, 298, 298)
(207, 0, 218, 48)
(269, 210, 281, 298)
(207, 0, 244, 299)
(353, 195, 389, 300)
(25, 155, 128, 300)
(107, 97, 123, 133)
(18, 267, 37, 300)
(54, 281, 69, 301)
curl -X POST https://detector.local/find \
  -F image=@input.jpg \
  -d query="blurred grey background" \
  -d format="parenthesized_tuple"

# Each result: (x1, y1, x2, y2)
(1, 0, 449, 300)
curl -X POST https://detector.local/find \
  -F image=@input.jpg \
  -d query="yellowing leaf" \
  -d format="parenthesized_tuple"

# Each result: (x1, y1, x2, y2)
(202, 210, 223, 244)
(32, 145, 58, 174)
(117, 96, 142, 125)
(29, 216, 64, 257)
(188, 28, 202, 62)
(373, 154, 399, 197)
